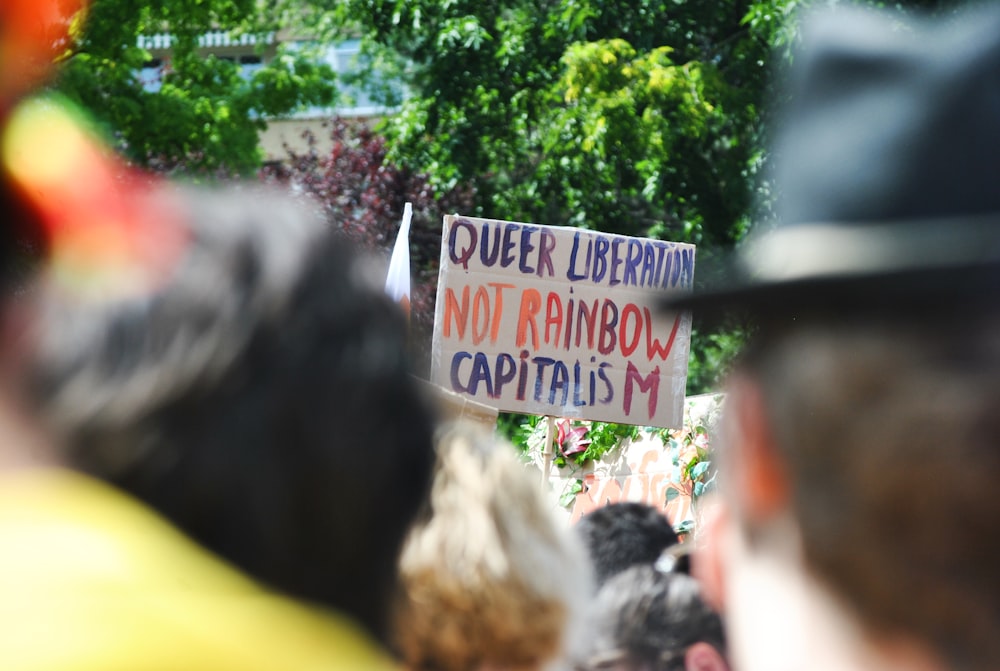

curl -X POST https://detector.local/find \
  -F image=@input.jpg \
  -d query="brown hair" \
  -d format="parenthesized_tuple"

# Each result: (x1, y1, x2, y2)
(736, 313, 1000, 670)
(393, 422, 591, 671)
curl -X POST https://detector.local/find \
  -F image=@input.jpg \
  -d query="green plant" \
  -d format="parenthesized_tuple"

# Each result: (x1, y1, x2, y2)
(503, 395, 722, 516)
(508, 415, 639, 469)
(582, 422, 640, 466)
(508, 413, 542, 463)
(558, 479, 584, 508)
(659, 420, 716, 508)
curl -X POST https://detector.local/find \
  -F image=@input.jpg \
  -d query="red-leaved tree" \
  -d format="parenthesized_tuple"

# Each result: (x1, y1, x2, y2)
(260, 118, 476, 375)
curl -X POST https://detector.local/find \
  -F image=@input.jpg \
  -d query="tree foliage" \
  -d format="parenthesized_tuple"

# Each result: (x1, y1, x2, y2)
(314, 0, 777, 395)
(320, 0, 772, 250)
(316, 0, 971, 395)
(54, 0, 335, 174)
(54, 0, 973, 394)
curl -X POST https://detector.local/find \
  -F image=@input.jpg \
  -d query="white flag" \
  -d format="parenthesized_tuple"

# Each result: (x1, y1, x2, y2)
(385, 202, 412, 317)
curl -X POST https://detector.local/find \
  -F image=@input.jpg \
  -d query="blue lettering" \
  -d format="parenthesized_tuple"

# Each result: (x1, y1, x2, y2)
(532, 356, 556, 402)
(609, 239, 624, 286)
(682, 248, 695, 288)
(494, 353, 517, 398)
(549, 361, 570, 406)
(567, 232, 588, 281)
(572, 361, 587, 407)
(623, 240, 642, 286)
(597, 362, 614, 404)
(450, 352, 472, 392)
(448, 219, 476, 270)
(500, 223, 519, 268)
(468, 352, 494, 397)
(479, 222, 501, 266)
(593, 237, 609, 283)
(518, 226, 537, 274)
(640, 243, 657, 288)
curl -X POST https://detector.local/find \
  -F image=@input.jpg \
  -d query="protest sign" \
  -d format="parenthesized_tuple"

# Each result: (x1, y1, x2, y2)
(430, 215, 695, 428)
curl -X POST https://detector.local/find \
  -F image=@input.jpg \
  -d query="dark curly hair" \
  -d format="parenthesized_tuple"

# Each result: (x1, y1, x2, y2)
(575, 502, 684, 586)
(28, 186, 436, 643)
(582, 566, 726, 671)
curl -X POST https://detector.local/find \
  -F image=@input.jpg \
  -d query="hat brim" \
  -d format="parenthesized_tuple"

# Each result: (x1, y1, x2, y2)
(661, 262, 1000, 321)
(662, 218, 1000, 319)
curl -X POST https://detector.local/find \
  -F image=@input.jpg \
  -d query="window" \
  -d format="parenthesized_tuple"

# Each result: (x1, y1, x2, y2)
(139, 58, 164, 93)
(292, 39, 404, 119)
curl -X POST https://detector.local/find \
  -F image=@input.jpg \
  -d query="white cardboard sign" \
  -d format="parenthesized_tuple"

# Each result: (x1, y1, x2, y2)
(431, 215, 695, 428)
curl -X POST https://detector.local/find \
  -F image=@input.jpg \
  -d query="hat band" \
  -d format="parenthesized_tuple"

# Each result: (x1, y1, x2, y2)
(742, 214, 1000, 283)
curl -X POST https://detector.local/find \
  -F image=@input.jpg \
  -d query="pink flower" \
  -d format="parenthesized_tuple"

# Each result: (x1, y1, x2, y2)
(557, 419, 591, 457)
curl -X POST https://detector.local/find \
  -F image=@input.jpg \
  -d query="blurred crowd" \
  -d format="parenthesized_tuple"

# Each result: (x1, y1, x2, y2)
(3, 1, 1000, 671)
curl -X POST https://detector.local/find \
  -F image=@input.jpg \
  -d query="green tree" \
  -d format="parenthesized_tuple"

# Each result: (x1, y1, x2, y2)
(55, 0, 335, 174)
(319, 0, 775, 396)
(320, 0, 775, 248)
(321, 0, 971, 396)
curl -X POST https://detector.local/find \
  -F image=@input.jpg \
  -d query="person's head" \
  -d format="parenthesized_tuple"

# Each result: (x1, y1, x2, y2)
(720, 311, 1000, 670)
(575, 502, 683, 586)
(393, 421, 592, 671)
(25, 184, 436, 643)
(581, 565, 727, 671)
(662, 4, 1000, 670)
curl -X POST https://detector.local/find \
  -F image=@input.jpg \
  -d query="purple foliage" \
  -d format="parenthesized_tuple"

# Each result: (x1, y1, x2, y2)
(259, 118, 476, 375)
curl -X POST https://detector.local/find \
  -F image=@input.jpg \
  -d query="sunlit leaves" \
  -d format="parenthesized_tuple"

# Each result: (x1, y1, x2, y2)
(54, 0, 334, 174)
(436, 16, 492, 50)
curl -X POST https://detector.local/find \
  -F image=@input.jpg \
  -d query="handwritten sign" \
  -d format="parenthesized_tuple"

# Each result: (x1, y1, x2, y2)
(430, 215, 695, 428)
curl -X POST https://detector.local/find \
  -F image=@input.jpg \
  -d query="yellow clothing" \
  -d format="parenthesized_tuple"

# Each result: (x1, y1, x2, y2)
(0, 468, 398, 671)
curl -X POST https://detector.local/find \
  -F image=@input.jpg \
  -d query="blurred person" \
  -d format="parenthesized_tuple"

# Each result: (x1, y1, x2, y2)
(575, 502, 686, 586)
(0, 431, 401, 671)
(580, 565, 728, 671)
(662, 4, 1000, 671)
(22, 159, 437, 646)
(393, 422, 592, 671)
(0, 17, 409, 671)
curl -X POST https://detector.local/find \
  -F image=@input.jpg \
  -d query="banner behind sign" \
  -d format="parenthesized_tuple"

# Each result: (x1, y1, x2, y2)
(431, 215, 695, 428)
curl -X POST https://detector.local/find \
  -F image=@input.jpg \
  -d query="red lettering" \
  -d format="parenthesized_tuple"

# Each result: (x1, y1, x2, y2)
(598, 300, 618, 355)
(645, 309, 681, 360)
(620, 303, 642, 356)
(545, 292, 563, 346)
(471, 286, 490, 345)
(516, 289, 542, 349)
(624, 361, 660, 419)
(575, 299, 598, 350)
(487, 282, 515, 344)
(443, 286, 470, 340)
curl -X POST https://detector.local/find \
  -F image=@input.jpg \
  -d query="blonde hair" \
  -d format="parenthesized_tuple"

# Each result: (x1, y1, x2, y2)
(394, 422, 592, 671)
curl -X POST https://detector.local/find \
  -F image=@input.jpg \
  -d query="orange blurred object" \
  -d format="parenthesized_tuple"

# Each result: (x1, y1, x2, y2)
(0, 0, 87, 108)
(3, 96, 189, 300)
(1, 0, 187, 302)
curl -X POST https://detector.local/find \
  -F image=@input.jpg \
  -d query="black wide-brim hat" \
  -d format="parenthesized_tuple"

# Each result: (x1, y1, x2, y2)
(664, 2, 1000, 316)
